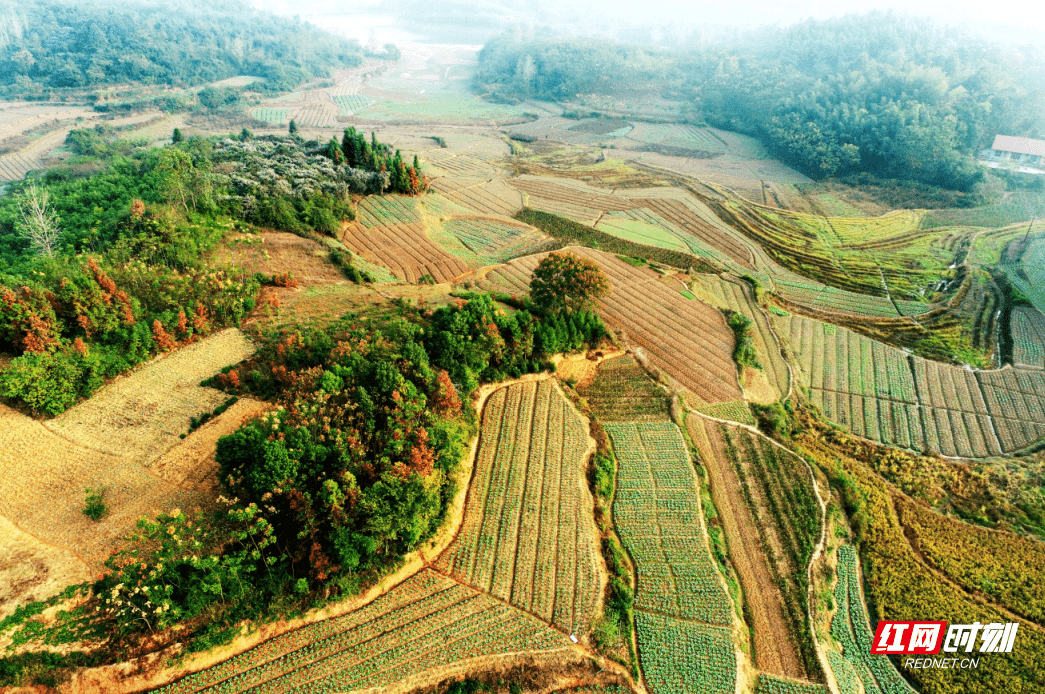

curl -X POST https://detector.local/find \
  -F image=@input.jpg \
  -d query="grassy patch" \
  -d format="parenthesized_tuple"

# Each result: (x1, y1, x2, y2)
(515, 208, 714, 271)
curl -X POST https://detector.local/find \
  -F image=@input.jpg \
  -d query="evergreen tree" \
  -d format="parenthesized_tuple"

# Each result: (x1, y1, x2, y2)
(171, 127, 184, 144)
(288, 119, 299, 135)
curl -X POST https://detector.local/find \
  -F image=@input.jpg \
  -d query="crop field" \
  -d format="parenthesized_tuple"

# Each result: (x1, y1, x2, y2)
(596, 213, 691, 252)
(0, 151, 44, 181)
(1012, 307, 1045, 368)
(625, 123, 727, 156)
(354, 194, 423, 228)
(151, 568, 572, 694)
(44, 329, 256, 463)
(482, 248, 744, 404)
(605, 421, 736, 694)
(250, 108, 295, 125)
(1002, 233, 1045, 314)
(340, 220, 471, 283)
(755, 676, 828, 694)
(0, 403, 208, 571)
(509, 177, 641, 213)
(423, 149, 497, 177)
(331, 94, 373, 115)
(630, 197, 759, 270)
(578, 355, 671, 422)
(774, 314, 1045, 456)
(430, 178, 525, 217)
(694, 400, 756, 425)
(830, 545, 916, 694)
(975, 368, 1045, 453)
(690, 275, 790, 402)
(605, 422, 732, 624)
(441, 217, 554, 263)
(436, 380, 604, 635)
(688, 418, 822, 681)
(707, 193, 950, 298)
(805, 192, 866, 218)
(636, 612, 735, 694)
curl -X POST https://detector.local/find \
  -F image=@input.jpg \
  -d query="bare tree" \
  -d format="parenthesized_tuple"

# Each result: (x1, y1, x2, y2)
(15, 181, 61, 258)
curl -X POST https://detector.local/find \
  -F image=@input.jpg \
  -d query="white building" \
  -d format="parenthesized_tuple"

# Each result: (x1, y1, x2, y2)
(982, 135, 1045, 167)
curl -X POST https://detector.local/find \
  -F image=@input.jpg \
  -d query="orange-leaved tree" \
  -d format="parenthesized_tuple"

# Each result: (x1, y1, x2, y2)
(529, 251, 609, 314)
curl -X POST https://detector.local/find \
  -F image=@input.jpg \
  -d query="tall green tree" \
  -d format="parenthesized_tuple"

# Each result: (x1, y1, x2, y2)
(529, 251, 610, 314)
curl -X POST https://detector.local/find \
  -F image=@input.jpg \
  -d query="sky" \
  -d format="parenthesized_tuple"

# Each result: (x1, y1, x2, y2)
(250, 0, 1045, 44)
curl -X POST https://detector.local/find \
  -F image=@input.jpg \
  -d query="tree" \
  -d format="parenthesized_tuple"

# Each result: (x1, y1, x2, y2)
(529, 252, 609, 314)
(289, 119, 299, 135)
(171, 127, 184, 144)
(14, 181, 61, 258)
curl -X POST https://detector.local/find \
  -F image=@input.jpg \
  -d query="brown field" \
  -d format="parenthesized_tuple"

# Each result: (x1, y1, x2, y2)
(481, 247, 743, 405)
(340, 220, 472, 283)
(687, 417, 808, 680)
(436, 380, 605, 636)
(148, 397, 272, 493)
(0, 403, 208, 572)
(509, 178, 641, 213)
(45, 329, 256, 463)
(0, 513, 92, 618)
(430, 178, 525, 217)
(212, 231, 348, 285)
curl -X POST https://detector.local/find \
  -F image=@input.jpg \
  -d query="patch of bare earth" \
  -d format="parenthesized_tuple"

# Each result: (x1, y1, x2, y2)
(211, 231, 347, 285)
(0, 514, 91, 619)
(44, 329, 256, 463)
(148, 397, 272, 493)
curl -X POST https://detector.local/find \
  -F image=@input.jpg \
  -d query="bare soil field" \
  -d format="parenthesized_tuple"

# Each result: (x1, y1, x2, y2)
(340, 220, 472, 283)
(0, 513, 92, 618)
(44, 329, 256, 463)
(212, 231, 348, 285)
(148, 397, 272, 493)
(0, 404, 208, 572)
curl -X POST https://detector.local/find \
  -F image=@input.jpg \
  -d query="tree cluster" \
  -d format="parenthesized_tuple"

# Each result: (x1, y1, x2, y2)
(334, 127, 426, 196)
(0, 0, 362, 97)
(476, 13, 1045, 192)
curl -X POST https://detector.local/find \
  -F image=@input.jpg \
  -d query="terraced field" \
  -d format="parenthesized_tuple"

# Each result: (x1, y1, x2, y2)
(429, 177, 524, 216)
(440, 216, 554, 264)
(690, 275, 790, 402)
(340, 220, 471, 283)
(605, 421, 736, 694)
(436, 380, 604, 635)
(482, 247, 744, 405)
(688, 418, 823, 681)
(779, 313, 1045, 456)
(578, 355, 671, 422)
(829, 545, 916, 694)
(1012, 306, 1045, 368)
(151, 569, 572, 694)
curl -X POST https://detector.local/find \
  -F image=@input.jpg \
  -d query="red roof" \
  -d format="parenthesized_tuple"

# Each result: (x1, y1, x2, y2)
(992, 135, 1045, 156)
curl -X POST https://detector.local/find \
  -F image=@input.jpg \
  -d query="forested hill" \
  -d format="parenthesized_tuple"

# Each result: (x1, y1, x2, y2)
(476, 12, 1045, 191)
(0, 0, 362, 94)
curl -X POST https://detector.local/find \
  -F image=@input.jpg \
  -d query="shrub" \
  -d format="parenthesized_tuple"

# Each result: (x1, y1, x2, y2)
(83, 488, 106, 521)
